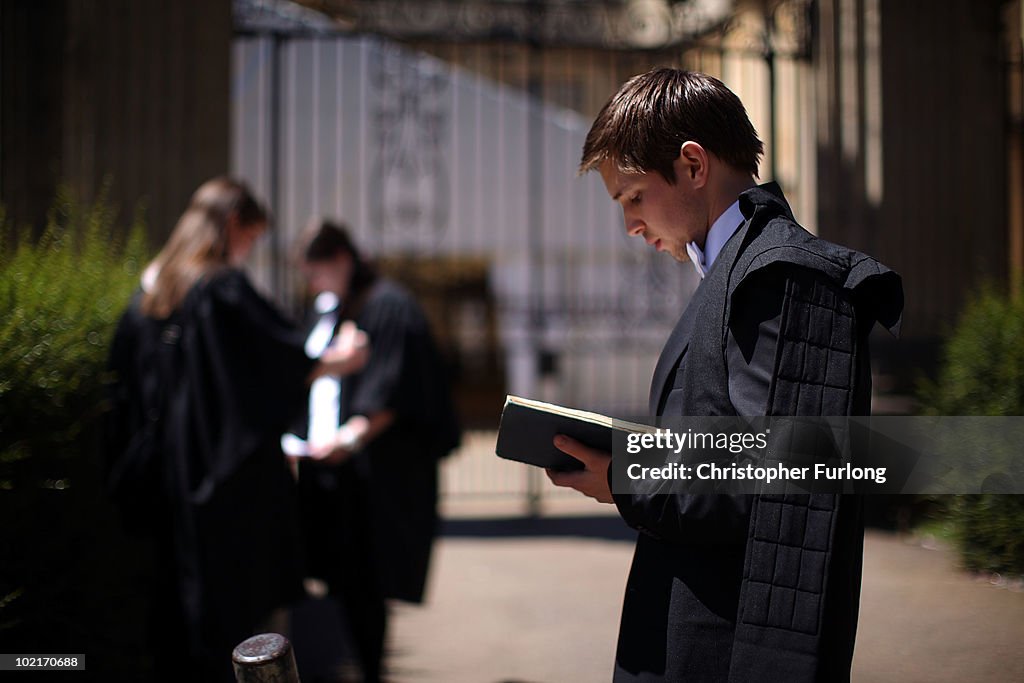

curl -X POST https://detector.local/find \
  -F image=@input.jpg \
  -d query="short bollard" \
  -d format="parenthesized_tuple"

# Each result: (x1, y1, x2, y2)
(232, 633, 300, 683)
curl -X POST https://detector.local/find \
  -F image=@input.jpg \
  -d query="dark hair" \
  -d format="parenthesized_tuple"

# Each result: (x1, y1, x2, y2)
(297, 217, 377, 294)
(141, 177, 269, 318)
(579, 68, 763, 182)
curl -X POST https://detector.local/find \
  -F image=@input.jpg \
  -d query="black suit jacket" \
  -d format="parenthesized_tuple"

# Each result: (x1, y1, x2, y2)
(611, 183, 903, 682)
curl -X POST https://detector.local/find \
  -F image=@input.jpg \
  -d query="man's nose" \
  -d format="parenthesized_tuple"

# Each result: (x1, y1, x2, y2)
(626, 220, 645, 237)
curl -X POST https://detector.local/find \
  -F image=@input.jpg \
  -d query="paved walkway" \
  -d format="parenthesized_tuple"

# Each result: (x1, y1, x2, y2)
(290, 433, 1024, 682)
(380, 503, 1024, 683)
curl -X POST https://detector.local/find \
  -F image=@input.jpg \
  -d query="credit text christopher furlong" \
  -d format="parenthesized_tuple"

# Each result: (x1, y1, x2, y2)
(625, 462, 887, 484)
(623, 430, 887, 484)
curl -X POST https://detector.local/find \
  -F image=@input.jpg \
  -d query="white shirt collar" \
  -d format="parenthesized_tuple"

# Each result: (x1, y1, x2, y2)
(685, 200, 745, 279)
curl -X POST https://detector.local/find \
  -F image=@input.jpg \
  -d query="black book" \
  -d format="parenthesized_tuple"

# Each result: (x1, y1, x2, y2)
(495, 395, 653, 471)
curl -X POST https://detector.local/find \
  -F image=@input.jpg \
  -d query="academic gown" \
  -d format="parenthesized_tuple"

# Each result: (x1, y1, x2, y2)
(611, 183, 903, 682)
(106, 269, 314, 679)
(298, 278, 460, 604)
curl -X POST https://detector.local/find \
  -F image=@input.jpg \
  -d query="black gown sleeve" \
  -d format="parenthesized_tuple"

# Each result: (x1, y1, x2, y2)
(338, 282, 460, 604)
(104, 294, 164, 518)
(727, 272, 784, 417)
(345, 281, 460, 458)
(182, 270, 316, 489)
(346, 287, 415, 419)
(206, 270, 314, 425)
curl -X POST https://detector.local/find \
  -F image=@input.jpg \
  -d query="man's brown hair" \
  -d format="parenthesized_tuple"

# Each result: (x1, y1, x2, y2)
(580, 67, 763, 182)
(296, 217, 378, 296)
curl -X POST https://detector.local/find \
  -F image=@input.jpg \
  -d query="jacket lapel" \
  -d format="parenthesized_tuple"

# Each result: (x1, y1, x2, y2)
(648, 212, 755, 416)
(648, 290, 700, 414)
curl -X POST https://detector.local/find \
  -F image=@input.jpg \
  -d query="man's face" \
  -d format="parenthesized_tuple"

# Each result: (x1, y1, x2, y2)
(599, 158, 706, 263)
(303, 253, 353, 299)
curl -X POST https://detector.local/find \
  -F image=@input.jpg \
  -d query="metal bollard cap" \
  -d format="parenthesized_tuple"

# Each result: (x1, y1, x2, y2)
(232, 633, 291, 665)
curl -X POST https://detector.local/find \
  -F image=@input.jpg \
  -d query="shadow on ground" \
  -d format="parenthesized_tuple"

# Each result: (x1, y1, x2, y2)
(440, 514, 636, 542)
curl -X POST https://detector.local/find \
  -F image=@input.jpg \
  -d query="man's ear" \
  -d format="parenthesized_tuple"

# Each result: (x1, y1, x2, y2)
(678, 141, 709, 188)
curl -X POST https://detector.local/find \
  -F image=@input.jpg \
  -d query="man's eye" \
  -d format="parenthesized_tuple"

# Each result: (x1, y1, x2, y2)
(630, 194, 642, 204)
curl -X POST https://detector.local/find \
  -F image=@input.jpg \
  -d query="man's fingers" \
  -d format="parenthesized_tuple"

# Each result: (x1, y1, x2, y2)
(553, 434, 607, 468)
(322, 322, 370, 376)
(336, 320, 358, 345)
(546, 466, 613, 504)
(546, 468, 582, 488)
(332, 321, 369, 354)
(548, 438, 614, 503)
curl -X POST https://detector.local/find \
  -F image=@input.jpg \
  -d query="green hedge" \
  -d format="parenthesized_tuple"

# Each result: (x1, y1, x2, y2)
(919, 286, 1024, 417)
(0, 188, 152, 674)
(1, 190, 147, 477)
(918, 285, 1024, 576)
(948, 495, 1024, 575)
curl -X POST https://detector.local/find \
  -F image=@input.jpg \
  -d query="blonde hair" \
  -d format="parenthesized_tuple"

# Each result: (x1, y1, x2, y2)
(141, 177, 268, 318)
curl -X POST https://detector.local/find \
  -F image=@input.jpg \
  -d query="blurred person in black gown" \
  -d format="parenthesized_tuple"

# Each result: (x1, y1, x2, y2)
(105, 178, 368, 681)
(285, 218, 460, 683)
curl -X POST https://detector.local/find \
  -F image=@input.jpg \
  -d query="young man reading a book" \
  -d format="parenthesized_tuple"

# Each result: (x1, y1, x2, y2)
(545, 68, 903, 682)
